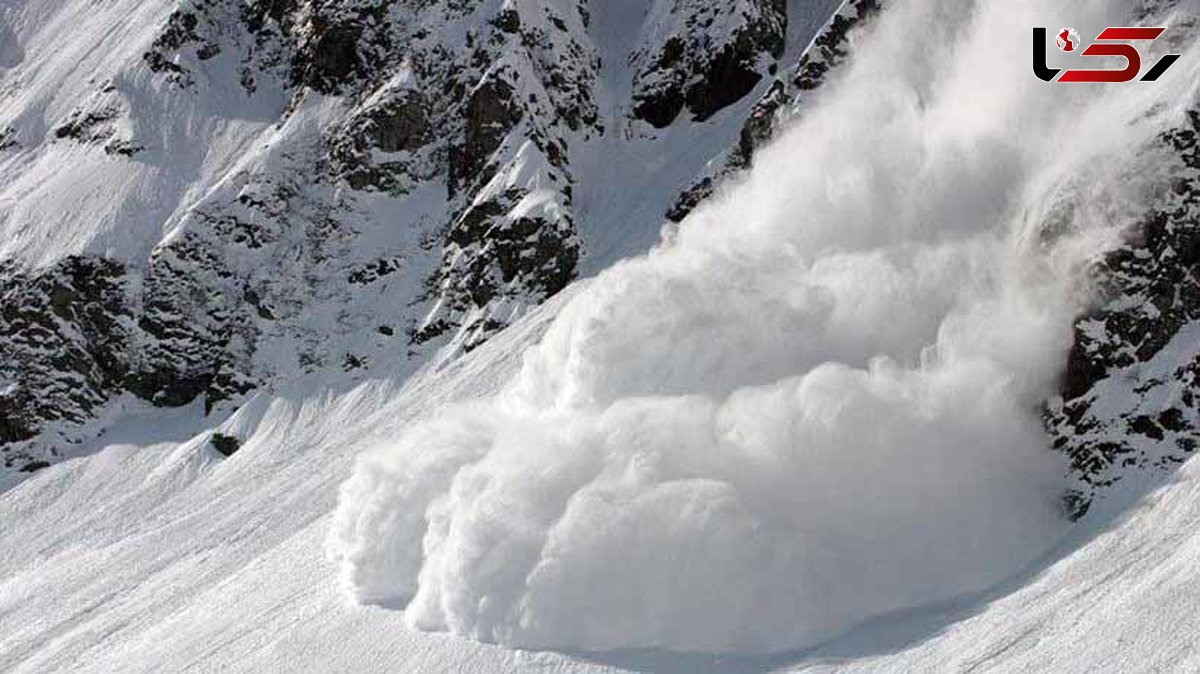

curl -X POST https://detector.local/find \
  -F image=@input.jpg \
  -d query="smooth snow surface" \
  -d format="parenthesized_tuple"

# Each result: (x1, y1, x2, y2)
(329, 0, 1200, 655)
(0, 0, 288, 268)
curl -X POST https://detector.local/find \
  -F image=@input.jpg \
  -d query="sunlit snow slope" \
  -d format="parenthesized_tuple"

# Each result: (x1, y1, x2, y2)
(3, 0, 1200, 671)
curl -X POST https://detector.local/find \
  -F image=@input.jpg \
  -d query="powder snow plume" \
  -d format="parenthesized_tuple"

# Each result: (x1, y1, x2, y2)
(329, 0, 1200, 654)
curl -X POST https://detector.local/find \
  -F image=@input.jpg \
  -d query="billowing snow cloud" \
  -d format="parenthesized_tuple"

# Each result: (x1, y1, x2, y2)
(329, 0, 1197, 654)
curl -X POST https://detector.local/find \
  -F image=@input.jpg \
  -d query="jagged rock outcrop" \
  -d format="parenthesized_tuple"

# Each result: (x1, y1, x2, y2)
(792, 0, 879, 90)
(414, 182, 579, 351)
(0, 126, 17, 151)
(0, 257, 132, 467)
(0, 0, 810, 475)
(631, 0, 787, 128)
(129, 233, 258, 411)
(1046, 109, 1200, 517)
(668, 0, 882, 221)
(0, 240, 258, 470)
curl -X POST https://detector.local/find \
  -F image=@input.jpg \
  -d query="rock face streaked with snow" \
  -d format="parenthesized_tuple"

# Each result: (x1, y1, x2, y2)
(3, 0, 1200, 671)
(1046, 108, 1200, 517)
(0, 0, 840, 475)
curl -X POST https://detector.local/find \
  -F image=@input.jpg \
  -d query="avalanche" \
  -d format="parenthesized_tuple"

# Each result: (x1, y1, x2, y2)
(2, 0, 1200, 671)
(328, 0, 1200, 655)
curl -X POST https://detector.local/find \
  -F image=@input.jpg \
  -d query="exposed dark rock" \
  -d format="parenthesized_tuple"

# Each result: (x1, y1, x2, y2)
(737, 79, 788, 163)
(684, 35, 768, 123)
(54, 108, 119, 144)
(415, 187, 578, 350)
(667, 0, 882, 223)
(633, 38, 687, 128)
(1046, 109, 1200, 517)
(371, 98, 429, 153)
(18, 461, 50, 473)
(632, 1, 787, 128)
(0, 235, 262, 472)
(794, 0, 880, 91)
(299, 23, 362, 90)
(127, 234, 250, 409)
(0, 126, 17, 151)
(343, 352, 368, 370)
(242, 0, 300, 33)
(1129, 415, 1165, 441)
(331, 88, 434, 193)
(210, 433, 241, 457)
(449, 76, 522, 195)
(348, 258, 404, 285)
(104, 140, 144, 157)
(667, 176, 714, 223)
(494, 8, 520, 34)
(144, 8, 204, 85)
(633, 91, 686, 129)
(0, 257, 132, 452)
(1159, 407, 1189, 432)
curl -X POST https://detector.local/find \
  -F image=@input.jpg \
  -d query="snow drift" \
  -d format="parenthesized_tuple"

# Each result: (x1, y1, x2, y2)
(329, 0, 1199, 654)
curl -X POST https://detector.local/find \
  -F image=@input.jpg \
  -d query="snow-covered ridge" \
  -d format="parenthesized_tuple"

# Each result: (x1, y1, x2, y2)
(0, 0, 843, 476)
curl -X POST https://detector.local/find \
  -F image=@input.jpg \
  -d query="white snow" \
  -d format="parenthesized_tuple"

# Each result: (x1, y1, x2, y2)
(795, 458, 1200, 673)
(3, 0, 1200, 670)
(0, 0, 291, 269)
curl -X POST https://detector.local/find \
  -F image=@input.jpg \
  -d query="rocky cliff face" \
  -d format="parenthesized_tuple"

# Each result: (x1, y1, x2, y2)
(1046, 108, 1200, 517)
(666, 0, 879, 221)
(0, 0, 845, 475)
(629, 0, 787, 128)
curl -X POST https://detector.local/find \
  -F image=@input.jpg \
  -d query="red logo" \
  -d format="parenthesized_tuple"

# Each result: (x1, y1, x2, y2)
(1033, 27, 1180, 83)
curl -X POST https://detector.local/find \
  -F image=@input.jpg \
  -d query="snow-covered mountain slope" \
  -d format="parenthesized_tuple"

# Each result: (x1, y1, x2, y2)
(794, 454, 1200, 674)
(0, 293, 573, 672)
(5, 0, 1200, 671)
(3, 305, 1200, 673)
(13, 395, 1200, 673)
(0, 0, 844, 477)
